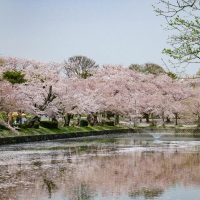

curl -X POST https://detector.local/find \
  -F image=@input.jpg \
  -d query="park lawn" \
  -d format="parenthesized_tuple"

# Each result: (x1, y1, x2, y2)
(0, 125, 126, 138)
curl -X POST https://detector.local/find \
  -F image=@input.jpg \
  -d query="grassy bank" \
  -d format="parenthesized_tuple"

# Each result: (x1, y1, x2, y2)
(0, 125, 125, 138)
(1, 124, 200, 138)
(1, 124, 200, 145)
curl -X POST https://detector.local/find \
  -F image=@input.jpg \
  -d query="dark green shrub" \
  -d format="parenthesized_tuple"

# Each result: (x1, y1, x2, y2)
(149, 121, 157, 127)
(103, 120, 115, 126)
(106, 111, 115, 120)
(40, 121, 58, 129)
(3, 70, 26, 84)
(0, 124, 9, 130)
(0, 112, 9, 130)
(19, 122, 40, 129)
(33, 121, 40, 129)
(0, 112, 8, 121)
(80, 119, 88, 127)
(18, 124, 28, 129)
(26, 116, 40, 128)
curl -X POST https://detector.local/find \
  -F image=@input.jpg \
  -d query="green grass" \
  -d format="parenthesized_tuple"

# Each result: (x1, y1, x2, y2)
(1, 124, 200, 139)
(0, 125, 125, 138)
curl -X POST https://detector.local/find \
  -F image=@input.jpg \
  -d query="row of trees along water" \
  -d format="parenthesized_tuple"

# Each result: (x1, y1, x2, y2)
(1, 56, 200, 132)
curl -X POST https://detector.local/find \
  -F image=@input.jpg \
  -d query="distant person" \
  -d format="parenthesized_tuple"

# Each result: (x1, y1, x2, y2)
(16, 110, 22, 125)
(21, 112, 27, 124)
(8, 112, 13, 126)
(12, 112, 18, 125)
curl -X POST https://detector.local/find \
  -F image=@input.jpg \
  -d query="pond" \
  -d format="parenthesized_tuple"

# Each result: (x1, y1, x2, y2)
(0, 133, 200, 200)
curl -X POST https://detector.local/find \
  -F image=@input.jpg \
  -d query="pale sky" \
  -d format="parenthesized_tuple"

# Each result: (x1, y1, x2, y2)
(0, 0, 199, 74)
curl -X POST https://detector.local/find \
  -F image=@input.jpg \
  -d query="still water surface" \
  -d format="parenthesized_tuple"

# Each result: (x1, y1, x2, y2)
(0, 133, 200, 200)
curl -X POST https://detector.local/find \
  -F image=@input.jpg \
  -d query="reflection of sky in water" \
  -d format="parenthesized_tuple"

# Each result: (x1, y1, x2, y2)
(1, 133, 200, 200)
(44, 186, 200, 200)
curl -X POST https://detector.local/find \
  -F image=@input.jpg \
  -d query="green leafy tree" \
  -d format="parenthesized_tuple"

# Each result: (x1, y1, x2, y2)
(196, 68, 200, 76)
(64, 55, 98, 79)
(129, 64, 142, 72)
(2, 70, 26, 84)
(143, 63, 166, 75)
(154, 0, 200, 64)
(0, 58, 5, 66)
(167, 71, 178, 79)
(129, 63, 165, 75)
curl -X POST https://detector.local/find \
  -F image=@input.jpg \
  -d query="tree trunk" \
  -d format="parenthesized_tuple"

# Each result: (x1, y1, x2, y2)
(26, 116, 41, 128)
(175, 113, 178, 126)
(114, 114, 119, 125)
(197, 115, 200, 127)
(162, 112, 165, 127)
(52, 116, 58, 123)
(64, 114, 71, 127)
(87, 113, 98, 126)
(106, 112, 111, 120)
(93, 113, 98, 125)
(97, 113, 103, 125)
(77, 114, 81, 126)
(87, 114, 94, 126)
(151, 114, 156, 126)
(0, 120, 18, 134)
(133, 117, 137, 127)
(144, 113, 150, 123)
(166, 117, 171, 123)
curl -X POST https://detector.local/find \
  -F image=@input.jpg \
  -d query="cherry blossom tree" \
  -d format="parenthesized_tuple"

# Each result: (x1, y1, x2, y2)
(60, 66, 159, 125)
(150, 74, 191, 126)
(0, 82, 29, 132)
(0, 56, 195, 129)
(0, 57, 63, 120)
(182, 77, 200, 126)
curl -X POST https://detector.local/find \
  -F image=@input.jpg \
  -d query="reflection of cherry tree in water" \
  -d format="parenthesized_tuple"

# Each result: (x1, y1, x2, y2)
(69, 183, 95, 200)
(129, 188, 163, 199)
(42, 176, 57, 199)
(1, 150, 200, 199)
